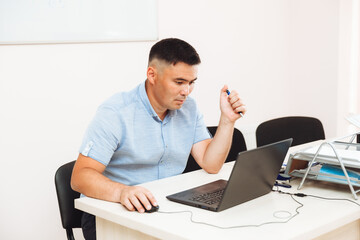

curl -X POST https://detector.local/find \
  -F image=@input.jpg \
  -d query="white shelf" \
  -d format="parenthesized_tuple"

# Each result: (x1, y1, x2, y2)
(285, 132, 360, 199)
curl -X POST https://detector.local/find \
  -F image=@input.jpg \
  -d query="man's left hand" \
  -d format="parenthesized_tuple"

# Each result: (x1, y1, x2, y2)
(220, 85, 246, 122)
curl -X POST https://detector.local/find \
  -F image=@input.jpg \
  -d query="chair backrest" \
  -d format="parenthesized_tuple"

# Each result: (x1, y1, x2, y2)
(55, 161, 83, 240)
(256, 116, 325, 147)
(183, 126, 247, 173)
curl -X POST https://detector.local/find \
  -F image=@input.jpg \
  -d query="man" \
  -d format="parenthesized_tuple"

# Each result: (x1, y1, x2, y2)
(71, 38, 246, 239)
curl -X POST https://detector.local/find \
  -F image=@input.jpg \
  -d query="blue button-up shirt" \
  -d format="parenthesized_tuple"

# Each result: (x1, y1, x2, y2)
(79, 81, 211, 186)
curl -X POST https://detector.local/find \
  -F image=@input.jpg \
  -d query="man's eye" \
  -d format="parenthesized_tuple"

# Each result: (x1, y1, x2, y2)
(176, 81, 183, 85)
(190, 81, 195, 85)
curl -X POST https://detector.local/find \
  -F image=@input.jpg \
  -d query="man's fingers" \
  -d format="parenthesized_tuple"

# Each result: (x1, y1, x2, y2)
(122, 198, 135, 211)
(227, 91, 240, 104)
(130, 196, 145, 213)
(231, 98, 243, 107)
(119, 186, 157, 213)
(136, 193, 152, 211)
(229, 95, 245, 111)
(235, 106, 246, 115)
(137, 191, 158, 211)
(221, 85, 229, 93)
(144, 191, 158, 207)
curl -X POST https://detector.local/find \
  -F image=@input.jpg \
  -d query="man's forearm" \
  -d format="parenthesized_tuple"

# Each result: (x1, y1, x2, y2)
(71, 154, 157, 212)
(202, 116, 235, 173)
(71, 166, 124, 203)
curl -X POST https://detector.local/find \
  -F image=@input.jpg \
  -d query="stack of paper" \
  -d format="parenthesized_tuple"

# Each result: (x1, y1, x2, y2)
(291, 164, 360, 187)
(300, 145, 360, 168)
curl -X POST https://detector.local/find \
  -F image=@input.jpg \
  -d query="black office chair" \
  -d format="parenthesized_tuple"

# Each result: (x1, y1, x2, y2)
(256, 116, 325, 147)
(55, 161, 83, 240)
(183, 126, 247, 173)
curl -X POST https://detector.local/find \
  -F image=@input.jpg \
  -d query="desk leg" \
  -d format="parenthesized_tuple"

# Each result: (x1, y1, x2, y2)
(96, 216, 160, 240)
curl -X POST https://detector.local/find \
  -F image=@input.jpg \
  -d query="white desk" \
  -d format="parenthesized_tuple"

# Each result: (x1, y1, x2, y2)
(75, 146, 360, 240)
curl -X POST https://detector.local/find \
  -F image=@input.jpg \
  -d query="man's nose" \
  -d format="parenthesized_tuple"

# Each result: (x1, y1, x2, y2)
(180, 84, 190, 95)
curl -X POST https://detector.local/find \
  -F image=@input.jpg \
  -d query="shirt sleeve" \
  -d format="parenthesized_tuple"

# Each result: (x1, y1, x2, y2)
(79, 106, 121, 166)
(193, 109, 211, 144)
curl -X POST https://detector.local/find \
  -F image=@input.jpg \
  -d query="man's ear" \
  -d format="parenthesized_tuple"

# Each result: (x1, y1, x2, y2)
(147, 66, 157, 84)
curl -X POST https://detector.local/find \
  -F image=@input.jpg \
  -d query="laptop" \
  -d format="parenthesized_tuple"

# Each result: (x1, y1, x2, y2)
(166, 138, 293, 212)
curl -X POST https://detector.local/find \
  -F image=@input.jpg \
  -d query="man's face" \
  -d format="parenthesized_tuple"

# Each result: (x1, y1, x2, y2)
(153, 62, 198, 111)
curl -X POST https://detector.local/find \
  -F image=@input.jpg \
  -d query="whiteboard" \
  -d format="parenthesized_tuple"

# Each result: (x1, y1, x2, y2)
(0, 0, 158, 44)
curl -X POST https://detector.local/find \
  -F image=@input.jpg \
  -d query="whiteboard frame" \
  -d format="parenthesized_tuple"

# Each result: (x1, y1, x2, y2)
(0, 0, 158, 45)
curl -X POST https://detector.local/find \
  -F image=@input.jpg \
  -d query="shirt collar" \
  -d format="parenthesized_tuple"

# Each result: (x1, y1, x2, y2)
(138, 80, 176, 122)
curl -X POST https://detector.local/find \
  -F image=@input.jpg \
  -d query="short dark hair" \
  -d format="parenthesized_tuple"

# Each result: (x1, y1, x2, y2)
(148, 38, 201, 66)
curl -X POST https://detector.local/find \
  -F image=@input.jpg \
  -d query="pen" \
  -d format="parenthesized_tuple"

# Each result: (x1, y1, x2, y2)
(226, 89, 244, 117)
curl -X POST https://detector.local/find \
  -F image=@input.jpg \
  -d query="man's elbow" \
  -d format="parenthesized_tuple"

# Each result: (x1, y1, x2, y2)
(204, 166, 221, 174)
(70, 172, 81, 193)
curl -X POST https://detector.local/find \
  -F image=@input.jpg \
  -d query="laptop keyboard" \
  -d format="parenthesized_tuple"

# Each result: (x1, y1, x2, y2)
(189, 189, 224, 205)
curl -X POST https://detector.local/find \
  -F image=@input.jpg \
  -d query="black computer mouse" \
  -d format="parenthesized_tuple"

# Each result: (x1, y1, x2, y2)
(145, 204, 159, 213)
(137, 202, 159, 213)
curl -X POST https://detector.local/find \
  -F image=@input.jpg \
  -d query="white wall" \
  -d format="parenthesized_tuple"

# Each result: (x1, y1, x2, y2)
(337, 0, 360, 135)
(0, 0, 351, 239)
